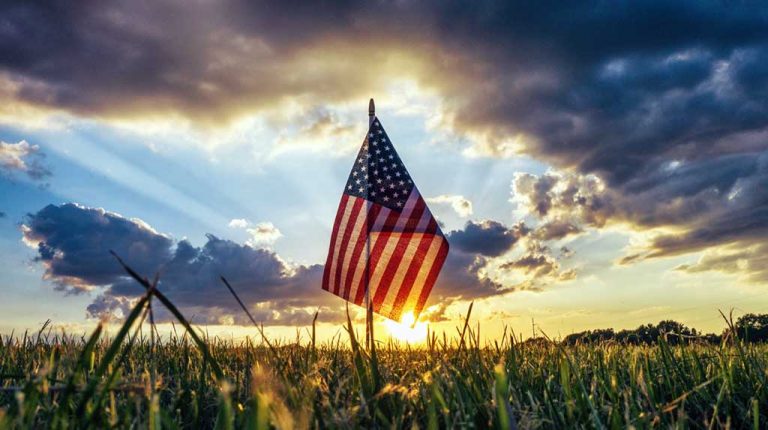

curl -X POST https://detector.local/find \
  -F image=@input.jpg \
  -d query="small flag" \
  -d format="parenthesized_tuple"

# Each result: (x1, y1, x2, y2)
(322, 116, 449, 322)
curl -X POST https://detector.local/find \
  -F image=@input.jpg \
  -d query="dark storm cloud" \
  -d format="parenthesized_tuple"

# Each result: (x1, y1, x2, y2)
(22, 203, 337, 324)
(447, 220, 528, 257)
(5, 0, 768, 280)
(22, 203, 172, 292)
(24, 203, 518, 324)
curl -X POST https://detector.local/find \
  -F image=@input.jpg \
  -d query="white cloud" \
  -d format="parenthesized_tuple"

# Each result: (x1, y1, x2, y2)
(0, 139, 51, 180)
(246, 222, 282, 247)
(228, 218, 250, 229)
(426, 194, 473, 217)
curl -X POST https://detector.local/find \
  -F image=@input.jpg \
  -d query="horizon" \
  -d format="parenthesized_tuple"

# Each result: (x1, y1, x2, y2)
(2, 1, 768, 344)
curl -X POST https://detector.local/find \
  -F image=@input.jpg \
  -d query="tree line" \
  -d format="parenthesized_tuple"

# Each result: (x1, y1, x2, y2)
(560, 313, 768, 345)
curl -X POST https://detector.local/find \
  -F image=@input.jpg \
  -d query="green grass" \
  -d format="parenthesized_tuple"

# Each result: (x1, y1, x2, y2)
(0, 260, 766, 428)
(2, 317, 767, 428)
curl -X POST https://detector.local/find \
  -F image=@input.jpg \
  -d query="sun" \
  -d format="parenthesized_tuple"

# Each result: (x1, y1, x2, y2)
(384, 311, 428, 343)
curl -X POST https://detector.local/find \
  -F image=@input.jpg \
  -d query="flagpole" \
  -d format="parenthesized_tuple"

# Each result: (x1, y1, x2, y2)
(365, 98, 375, 350)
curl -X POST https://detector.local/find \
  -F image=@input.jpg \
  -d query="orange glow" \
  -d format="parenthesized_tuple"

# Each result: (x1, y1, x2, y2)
(384, 311, 428, 343)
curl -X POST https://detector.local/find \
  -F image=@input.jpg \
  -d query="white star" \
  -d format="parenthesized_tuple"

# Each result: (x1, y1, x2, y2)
(378, 130, 383, 134)
(375, 149, 381, 154)
(401, 189, 407, 195)
(384, 146, 390, 151)
(371, 191, 376, 196)
(383, 196, 389, 201)
(361, 166, 366, 171)
(355, 179, 361, 184)
(399, 180, 404, 185)
(377, 179, 382, 184)
(396, 201, 403, 207)
(379, 157, 385, 162)
(389, 184, 395, 189)
(373, 170, 379, 175)
(395, 172, 401, 177)
(383, 166, 388, 171)
(369, 133, 374, 137)
(359, 187, 364, 193)
(388, 155, 394, 160)
(347, 185, 352, 190)
(386, 175, 392, 180)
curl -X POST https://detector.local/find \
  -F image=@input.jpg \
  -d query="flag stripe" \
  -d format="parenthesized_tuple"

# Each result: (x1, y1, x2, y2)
(341, 203, 382, 300)
(364, 192, 422, 307)
(331, 197, 364, 295)
(322, 194, 351, 291)
(371, 198, 426, 309)
(353, 207, 409, 305)
(413, 238, 449, 317)
(384, 217, 438, 319)
(347, 206, 392, 305)
(334, 199, 371, 296)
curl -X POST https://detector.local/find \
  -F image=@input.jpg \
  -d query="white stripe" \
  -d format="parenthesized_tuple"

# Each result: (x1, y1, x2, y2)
(347, 206, 391, 304)
(380, 207, 433, 314)
(326, 197, 354, 293)
(402, 236, 445, 317)
(335, 203, 371, 297)
(366, 194, 421, 306)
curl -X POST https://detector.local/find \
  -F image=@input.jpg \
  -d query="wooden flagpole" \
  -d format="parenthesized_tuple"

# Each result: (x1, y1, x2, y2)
(365, 98, 375, 350)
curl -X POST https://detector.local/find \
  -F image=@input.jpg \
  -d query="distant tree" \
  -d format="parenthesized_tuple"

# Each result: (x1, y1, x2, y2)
(733, 314, 768, 342)
(655, 320, 696, 345)
(562, 329, 615, 345)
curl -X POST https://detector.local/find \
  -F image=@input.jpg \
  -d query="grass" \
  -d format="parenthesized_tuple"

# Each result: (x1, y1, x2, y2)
(1, 261, 767, 428)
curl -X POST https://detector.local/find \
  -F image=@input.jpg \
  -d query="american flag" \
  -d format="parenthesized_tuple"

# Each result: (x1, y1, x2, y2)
(322, 117, 449, 322)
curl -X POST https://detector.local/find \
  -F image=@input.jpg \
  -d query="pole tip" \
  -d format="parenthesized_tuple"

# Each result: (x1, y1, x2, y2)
(368, 98, 375, 117)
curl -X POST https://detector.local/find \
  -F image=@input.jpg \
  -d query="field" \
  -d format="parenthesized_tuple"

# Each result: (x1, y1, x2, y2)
(1, 263, 766, 429)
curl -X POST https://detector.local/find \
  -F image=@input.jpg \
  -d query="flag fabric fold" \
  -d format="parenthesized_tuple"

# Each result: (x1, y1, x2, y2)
(322, 117, 449, 322)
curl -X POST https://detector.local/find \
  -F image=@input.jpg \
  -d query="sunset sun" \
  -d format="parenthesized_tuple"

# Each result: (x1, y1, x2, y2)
(384, 311, 428, 344)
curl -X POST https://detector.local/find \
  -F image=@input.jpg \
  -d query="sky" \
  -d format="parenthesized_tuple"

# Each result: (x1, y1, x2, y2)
(1, 0, 767, 343)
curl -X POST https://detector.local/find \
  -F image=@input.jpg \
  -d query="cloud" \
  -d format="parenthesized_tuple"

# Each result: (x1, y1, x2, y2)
(448, 220, 528, 257)
(246, 222, 282, 247)
(20, 203, 334, 324)
(227, 218, 282, 247)
(510, 160, 768, 283)
(21, 203, 173, 293)
(426, 194, 473, 217)
(0, 140, 51, 181)
(674, 243, 768, 283)
(7, 0, 767, 284)
(23, 203, 521, 325)
(228, 218, 249, 229)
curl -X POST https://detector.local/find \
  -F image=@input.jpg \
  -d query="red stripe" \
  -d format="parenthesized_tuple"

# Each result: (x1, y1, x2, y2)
(332, 197, 364, 295)
(389, 217, 438, 319)
(322, 194, 349, 291)
(341, 203, 382, 300)
(371, 200, 427, 309)
(413, 237, 449, 318)
(353, 209, 402, 305)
